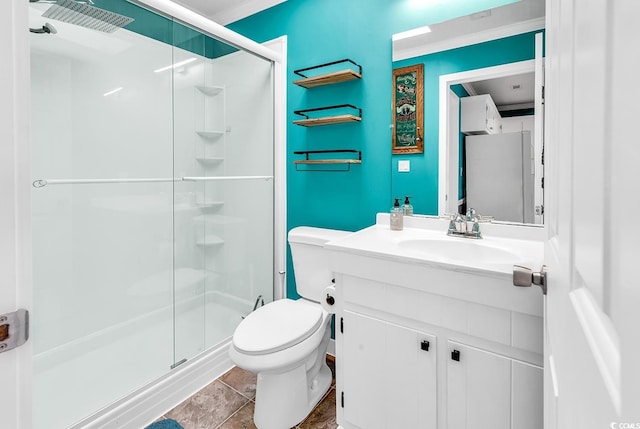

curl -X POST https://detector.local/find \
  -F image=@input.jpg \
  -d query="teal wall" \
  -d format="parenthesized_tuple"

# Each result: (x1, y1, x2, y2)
(226, 0, 532, 299)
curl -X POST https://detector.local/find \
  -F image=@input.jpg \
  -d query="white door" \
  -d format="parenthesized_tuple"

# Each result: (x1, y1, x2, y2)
(544, 0, 640, 427)
(0, 0, 32, 427)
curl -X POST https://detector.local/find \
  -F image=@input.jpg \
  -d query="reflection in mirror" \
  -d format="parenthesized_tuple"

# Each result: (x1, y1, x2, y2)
(391, 0, 545, 225)
(441, 59, 543, 225)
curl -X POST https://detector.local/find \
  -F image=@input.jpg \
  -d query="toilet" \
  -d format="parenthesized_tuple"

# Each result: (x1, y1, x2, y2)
(229, 226, 349, 429)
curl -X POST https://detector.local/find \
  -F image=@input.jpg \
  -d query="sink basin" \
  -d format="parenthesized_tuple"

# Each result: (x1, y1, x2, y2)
(398, 238, 523, 268)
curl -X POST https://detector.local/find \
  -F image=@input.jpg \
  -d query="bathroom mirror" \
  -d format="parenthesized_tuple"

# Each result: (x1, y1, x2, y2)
(391, 0, 545, 225)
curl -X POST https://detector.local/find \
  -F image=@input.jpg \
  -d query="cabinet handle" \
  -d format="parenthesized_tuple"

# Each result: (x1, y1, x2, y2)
(451, 349, 461, 361)
(420, 340, 430, 352)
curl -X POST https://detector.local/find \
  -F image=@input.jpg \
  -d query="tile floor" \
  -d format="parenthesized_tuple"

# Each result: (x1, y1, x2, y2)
(154, 356, 337, 429)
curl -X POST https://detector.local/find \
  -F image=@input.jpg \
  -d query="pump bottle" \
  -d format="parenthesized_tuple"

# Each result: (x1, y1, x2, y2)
(403, 196, 413, 216)
(390, 198, 404, 231)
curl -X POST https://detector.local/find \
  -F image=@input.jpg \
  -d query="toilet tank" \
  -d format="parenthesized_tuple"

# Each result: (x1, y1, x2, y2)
(288, 226, 350, 302)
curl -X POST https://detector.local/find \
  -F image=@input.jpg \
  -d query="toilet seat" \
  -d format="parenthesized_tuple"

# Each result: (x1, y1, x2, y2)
(233, 299, 323, 355)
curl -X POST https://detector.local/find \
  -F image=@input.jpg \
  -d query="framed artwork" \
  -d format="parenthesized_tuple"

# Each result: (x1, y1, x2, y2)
(392, 64, 424, 154)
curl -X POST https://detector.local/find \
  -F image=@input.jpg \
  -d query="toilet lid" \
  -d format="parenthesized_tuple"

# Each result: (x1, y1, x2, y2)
(233, 299, 324, 355)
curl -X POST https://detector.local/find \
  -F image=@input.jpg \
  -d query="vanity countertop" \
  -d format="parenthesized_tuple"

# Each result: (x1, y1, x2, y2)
(326, 213, 544, 279)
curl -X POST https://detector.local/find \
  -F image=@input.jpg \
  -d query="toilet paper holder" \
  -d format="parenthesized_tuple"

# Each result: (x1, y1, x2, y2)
(326, 294, 335, 305)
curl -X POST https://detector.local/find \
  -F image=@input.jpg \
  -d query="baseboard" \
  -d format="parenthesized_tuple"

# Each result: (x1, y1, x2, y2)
(69, 340, 234, 429)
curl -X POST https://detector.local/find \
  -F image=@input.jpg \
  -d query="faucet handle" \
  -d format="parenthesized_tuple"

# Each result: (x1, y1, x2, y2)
(466, 208, 478, 220)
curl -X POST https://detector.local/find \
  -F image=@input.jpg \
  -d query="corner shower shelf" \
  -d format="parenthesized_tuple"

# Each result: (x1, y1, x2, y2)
(293, 59, 362, 88)
(193, 214, 244, 225)
(293, 105, 362, 127)
(293, 150, 362, 171)
(196, 130, 225, 138)
(196, 157, 224, 164)
(196, 85, 224, 96)
(194, 200, 224, 209)
(196, 235, 224, 247)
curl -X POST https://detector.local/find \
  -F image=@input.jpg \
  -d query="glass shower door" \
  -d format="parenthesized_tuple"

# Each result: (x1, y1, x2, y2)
(172, 23, 275, 363)
(30, 1, 276, 427)
(30, 2, 175, 427)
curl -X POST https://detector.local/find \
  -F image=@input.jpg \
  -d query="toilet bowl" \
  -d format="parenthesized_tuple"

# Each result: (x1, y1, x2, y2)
(229, 226, 349, 429)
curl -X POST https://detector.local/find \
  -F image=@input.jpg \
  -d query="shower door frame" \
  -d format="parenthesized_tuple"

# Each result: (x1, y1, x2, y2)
(1, 0, 286, 426)
(1, 0, 32, 427)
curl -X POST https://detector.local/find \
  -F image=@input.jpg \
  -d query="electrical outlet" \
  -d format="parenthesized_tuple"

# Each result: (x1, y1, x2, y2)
(398, 160, 410, 172)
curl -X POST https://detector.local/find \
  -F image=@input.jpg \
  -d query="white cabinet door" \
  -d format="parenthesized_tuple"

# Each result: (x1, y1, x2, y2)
(512, 360, 544, 429)
(447, 341, 511, 429)
(447, 341, 543, 429)
(461, 95, 501, 135)
(341, 311, 436, 429)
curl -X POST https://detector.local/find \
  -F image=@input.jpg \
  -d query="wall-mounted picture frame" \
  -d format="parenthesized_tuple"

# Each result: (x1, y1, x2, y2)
(392, 64, 424, 154)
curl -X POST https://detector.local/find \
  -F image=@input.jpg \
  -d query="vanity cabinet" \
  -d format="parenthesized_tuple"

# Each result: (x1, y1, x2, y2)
(332, 255, 543, 429)
(341, 310, 437, 429)
(461, 94, 502, 135)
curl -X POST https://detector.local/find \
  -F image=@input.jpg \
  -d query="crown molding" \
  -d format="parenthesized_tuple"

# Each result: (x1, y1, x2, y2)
(213, 0, 286, 26)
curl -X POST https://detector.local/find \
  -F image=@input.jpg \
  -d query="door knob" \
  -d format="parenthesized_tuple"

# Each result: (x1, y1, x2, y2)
(513, 265, 547, 295)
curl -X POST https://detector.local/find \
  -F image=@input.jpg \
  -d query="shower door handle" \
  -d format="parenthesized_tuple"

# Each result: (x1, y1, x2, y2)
(0, 309, 29, 354)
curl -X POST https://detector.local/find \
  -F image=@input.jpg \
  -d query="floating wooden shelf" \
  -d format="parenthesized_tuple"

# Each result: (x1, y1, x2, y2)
(294, 69, 362, 88)
(294, 159, 362, 165)
(293, 104, 362, 127)
(293, 114, 362, 127)
(293, 59, 362, 88)
(293, 150, 362, 171)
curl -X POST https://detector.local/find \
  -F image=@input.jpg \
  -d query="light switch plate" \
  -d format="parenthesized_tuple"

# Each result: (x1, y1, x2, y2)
(398, 160, 410, 172)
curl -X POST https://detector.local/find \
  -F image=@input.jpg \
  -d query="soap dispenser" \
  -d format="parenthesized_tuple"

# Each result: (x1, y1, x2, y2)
(403, 196, 413, 216)
(390, 198, 404, 231)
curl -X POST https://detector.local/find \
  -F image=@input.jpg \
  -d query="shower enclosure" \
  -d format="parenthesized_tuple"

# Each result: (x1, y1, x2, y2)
(28, 1, 283, 427)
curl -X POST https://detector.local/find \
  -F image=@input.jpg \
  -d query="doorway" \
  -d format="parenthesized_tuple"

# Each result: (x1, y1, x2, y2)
(439, 51, 544, 224)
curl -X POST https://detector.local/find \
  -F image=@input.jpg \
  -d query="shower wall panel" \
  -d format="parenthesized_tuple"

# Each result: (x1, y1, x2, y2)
(172, 41, 275, 359)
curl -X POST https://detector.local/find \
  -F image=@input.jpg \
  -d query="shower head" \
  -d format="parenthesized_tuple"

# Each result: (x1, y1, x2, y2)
(30, 22, 58, 34)
(39, 0, 134, 33)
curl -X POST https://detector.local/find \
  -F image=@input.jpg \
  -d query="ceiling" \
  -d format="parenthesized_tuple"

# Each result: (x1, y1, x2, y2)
(169, 0, 537, 111)
(170, 0, 286, 26)
(464, 72, 535, 111)
(393, 0, 545, 61)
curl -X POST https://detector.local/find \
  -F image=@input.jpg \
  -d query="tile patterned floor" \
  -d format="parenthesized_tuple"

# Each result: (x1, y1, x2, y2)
(154, 356, 337, 429)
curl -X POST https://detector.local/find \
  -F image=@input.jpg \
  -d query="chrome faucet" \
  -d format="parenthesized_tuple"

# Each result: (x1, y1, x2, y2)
(447, 208, 483, 239)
